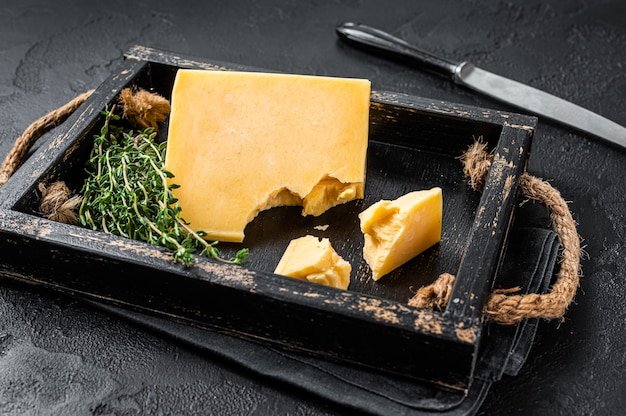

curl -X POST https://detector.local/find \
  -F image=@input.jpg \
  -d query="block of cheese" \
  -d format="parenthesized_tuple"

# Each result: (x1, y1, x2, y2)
(359, 187, 442, 280)
(165, 69, 371, 242)
(274, 235, 351, 290)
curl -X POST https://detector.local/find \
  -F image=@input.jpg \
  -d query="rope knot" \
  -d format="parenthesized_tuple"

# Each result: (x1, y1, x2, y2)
(38, 182, 83, 225)
(461, 140, 493, 191)
(119, 87, 170, 130)
(409, 273, 455, 311)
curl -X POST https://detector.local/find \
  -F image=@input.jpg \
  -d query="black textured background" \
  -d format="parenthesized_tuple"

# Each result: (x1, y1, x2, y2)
(1, 1, 625, 415)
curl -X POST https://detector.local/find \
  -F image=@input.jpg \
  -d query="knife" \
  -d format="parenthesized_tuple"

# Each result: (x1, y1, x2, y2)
(336, 22, 626, 150)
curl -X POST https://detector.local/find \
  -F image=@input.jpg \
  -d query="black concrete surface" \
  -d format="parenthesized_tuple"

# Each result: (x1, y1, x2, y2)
(1, 1, 625, 415)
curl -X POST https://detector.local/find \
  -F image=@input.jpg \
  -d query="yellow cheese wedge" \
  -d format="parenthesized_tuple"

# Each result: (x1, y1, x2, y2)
(274, 235, 351, 290)
(359, 187, 443, 280)
(165, 69, 371, 242)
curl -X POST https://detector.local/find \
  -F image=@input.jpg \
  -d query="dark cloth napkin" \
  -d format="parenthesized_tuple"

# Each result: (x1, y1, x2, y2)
(89, 226, 559, 416)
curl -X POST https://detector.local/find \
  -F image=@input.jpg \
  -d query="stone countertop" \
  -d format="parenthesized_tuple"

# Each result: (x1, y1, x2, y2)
(1, 1, 625, 415)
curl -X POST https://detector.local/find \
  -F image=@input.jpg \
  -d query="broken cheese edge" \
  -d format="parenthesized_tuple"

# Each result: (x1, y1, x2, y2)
(274, 235, 351, 290)
(359, 187, 443, 280)
(164, 69, 371, 242)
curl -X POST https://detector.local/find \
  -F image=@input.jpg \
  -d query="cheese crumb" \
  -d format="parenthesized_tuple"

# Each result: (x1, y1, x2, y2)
(274, 235, 351, 290)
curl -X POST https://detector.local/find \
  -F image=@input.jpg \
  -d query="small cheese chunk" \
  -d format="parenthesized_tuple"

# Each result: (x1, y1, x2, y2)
(274, 235, 351, 290)
(359, 187, 442, 280)
(165, 69, 371, 242)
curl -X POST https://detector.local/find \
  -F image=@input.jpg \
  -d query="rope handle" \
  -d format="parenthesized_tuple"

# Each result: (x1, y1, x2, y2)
(0, 90, 94, 188)
(409, 141, 582, 325)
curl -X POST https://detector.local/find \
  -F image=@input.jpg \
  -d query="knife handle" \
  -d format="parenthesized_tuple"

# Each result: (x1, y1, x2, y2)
(336, 22, 460, 80)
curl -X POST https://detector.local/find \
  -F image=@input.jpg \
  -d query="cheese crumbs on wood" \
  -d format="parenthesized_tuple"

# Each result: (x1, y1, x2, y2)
(165, 69, 371, 243)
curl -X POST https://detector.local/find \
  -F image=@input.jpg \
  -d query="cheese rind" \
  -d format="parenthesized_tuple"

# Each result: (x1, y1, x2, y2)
(359, 187, 443, 280)
(274, 235, 351, 290)
(165, 69, 371, 242)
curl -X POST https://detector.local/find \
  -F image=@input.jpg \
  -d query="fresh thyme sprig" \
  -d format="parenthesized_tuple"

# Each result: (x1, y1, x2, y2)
(78, 105, 249, 266)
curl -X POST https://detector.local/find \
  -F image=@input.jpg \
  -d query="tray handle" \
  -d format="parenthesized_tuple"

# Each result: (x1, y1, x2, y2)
(409, 140, 581, 325)
(0, 90, 94, 188)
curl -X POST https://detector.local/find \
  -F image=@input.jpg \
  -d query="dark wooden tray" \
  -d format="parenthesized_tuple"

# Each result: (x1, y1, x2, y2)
(0, 46, 535, 393)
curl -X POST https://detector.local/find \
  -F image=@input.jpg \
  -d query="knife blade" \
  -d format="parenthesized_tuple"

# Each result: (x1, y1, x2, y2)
(336, 22, 626, 150)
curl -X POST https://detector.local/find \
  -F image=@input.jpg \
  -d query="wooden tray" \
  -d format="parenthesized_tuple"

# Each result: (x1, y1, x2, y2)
(0, 46, 535, 393)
